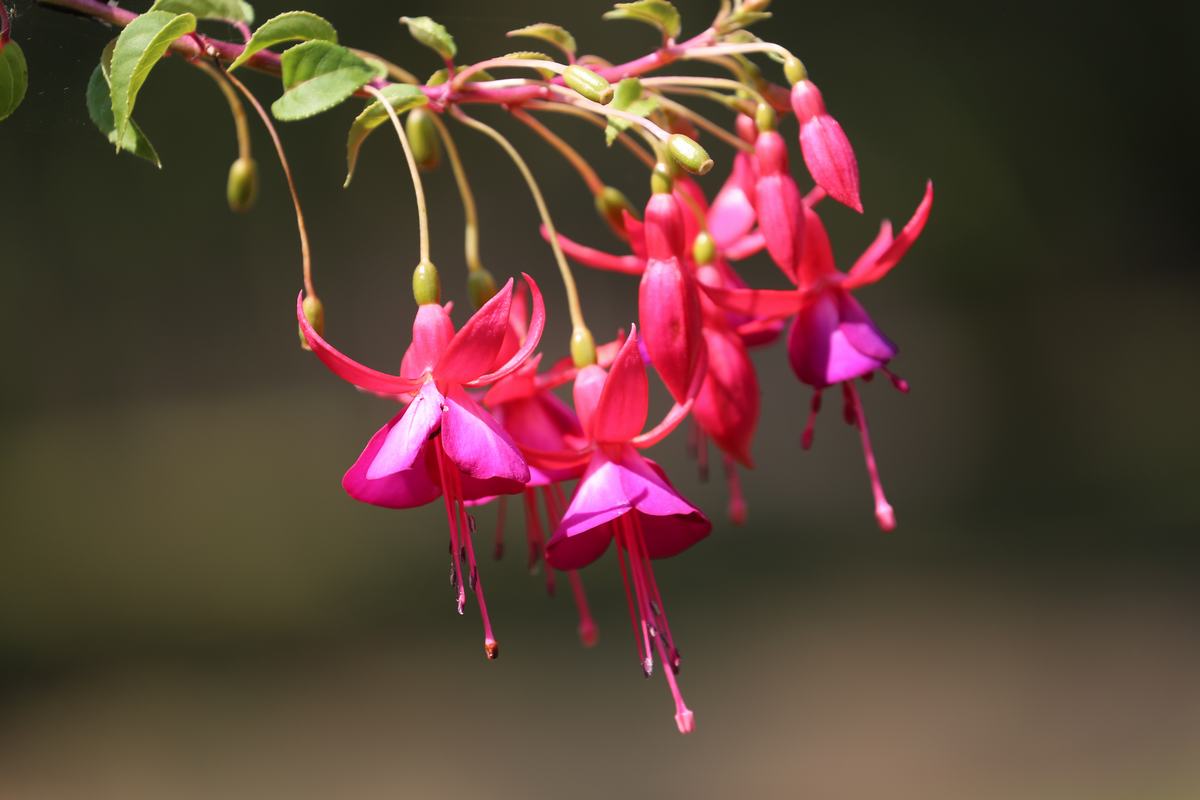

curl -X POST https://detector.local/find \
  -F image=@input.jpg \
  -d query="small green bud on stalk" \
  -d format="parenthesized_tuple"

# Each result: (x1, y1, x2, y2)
(594, 185, 634, 237)
(412, 260, 441, 306)
(467, 268, 498, 309)
(564, 65, 614, 105)
(298, 294, 325, 351)
(226, 157, 258, 213)
(692, 231, 716, 266)
(406, 108, 441, 172)
(570, 326, 597, 368)
(784, 56, 808, 86)
(667, 133, 713, 176)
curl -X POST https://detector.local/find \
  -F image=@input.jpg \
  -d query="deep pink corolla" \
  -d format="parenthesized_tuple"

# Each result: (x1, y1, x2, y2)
(791, 79, 863, 213)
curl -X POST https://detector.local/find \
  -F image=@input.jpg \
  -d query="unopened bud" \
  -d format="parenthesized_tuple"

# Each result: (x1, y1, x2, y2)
(406, 108, 441, 172)
(563, 65, 614, 105)
(667, 133, 713, 176)
(692, 231, 715, 265)
(467, 268, 497, 309)
(298, 294, 324, 351)
(650, 162, 674, 195)
(570, 326, 597, 368)
(784, 56, 808, 85)
(594, 185, 634, 236)
(755, 101, 777, 133)
(226, 157, 258, 213)
(412, 260, 441, 306)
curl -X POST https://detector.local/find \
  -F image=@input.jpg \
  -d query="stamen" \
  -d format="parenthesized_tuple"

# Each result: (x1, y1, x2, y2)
(802, 390, 822, 450)
(568, 570, 599, 647)
(723, 456, 747, 525)
(696, 428, 710, 483)
(883, 367, 910, 394)
(433, 437, 466, 615)
(522, 490, 545, 574)
(841, 383, 857, 427)
(629, 513, 680, 672)
(451, 465, 500, 658)
(844, 380, 896, 532)
(614, 522, 649, 674)
(493, 496, 507, 560)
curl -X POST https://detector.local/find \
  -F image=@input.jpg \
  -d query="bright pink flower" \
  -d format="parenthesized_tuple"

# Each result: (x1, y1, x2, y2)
(528, 330, 709, 734)
(297, 275, 546, 657)
(703, 183, 933, 531)
(791, 79, 862, 213)
(707, 114, 760, 251)
(754, 128, 807, 280)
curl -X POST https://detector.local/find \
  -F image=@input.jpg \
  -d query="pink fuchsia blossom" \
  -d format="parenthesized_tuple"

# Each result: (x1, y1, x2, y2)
(754, 126, 807, 281)
(791, 79, 863, 213)
(297, 275, 546, 658)
(707, 114, 760, 251)
(703, 182, 933, 531)
(528, 330, 709, 734)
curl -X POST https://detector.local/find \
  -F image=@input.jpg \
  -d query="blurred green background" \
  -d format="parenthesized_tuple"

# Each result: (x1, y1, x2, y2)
(2, 1, 1198, 797)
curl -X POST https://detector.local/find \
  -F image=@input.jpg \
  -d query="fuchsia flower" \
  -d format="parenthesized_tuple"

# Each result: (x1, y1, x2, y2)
(754, 126, 807, 278)
(703, 182, 934, 531)
(297, 275, 546, 657)
(791, 78, 863, 213)
(525, 329, 710, 734)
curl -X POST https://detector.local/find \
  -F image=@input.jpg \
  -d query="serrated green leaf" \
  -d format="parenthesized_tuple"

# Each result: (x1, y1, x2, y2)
(86, 65, 161, 166)
(343, 84, 428, 187)
(149, 0, 253, 24)
(271, 40, 383, 122)
(228, 11, 337, 72)
(0, 40, 29, 122)
(602, 1, 681, 40)
(399, 16, 456, 60)
(506, 23, 576, 58)
(109, 10, 196, 145)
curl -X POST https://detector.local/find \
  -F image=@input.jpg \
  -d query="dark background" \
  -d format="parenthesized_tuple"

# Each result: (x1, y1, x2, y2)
(2, 1, 1198, 797)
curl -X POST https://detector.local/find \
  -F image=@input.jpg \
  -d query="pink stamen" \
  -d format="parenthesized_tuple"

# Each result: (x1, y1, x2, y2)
(493, 495, 507, 560)
(614, 523, 649, 673)
(434, 437, 467, 615)
(844, 380, 896, 532)
(568, 570, 599, 647)
(723, 456, 747, 525)
(451, 465, 499, 659)
(523, 489, 554, 596)
(802, 390, 822, 450)
(883, 367, 910, 394)
(841, 382, 857, 426)
(628, 513, 679, 672)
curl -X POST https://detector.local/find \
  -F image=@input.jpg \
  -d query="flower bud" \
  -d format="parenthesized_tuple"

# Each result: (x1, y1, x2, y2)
(467, 268, 497, 309)
(791, 80, 862, 212)
(692, 231, 715, 266)
(412, 260, 441, 306)
(570, 326, 597, 368)
(650, 162, 674, 195)
(667, 133, 713, 176)
(226, 157, 258, 213)
(298, 294, 324, 351)
(406, 108, 441, 172)
(563, 65, 614, 105)
(594, 185, 634, 238)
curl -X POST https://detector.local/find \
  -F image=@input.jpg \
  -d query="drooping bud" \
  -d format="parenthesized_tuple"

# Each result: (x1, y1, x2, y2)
(570, 326, 597, 368)
(692, 231, 715, 266)
(754, 129, 805, 280)
(467, 268, 497, 309)
(297, 294, 325, 351)
(594, 185, 634, 238)
(226, 157, 258, 213)
(667, 134, 713, 176)
(790, 79, 862, 212)
(412, 260, 441, 306)
(406, 108, 441, 172)
(564, 65, 614, 104)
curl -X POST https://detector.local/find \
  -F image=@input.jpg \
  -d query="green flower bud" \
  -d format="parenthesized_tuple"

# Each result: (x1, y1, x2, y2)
(570, 326, 597, 368)
(467, 268, 498, 309)
(564, 65, 614, 105)
(412, 260, 441, 306)
(298, 294, 325, 351)
(693, 231, 716, 266)
(594, 185, 634, 236)
(784, 56, 808, 86)
(226, 157, 258, 214)
(667, 133, 714, 176)
(406, 108, 441, 172)
(650, 162, 674, 195)
(755, 101, 777, 133)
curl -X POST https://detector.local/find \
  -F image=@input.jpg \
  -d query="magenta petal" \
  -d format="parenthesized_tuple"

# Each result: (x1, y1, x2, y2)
(639, 256, 703, 403)
(622, 453, 711, 559)
(700, 283, 804, 320)
(468, 274, 547, 387)
(435, 278, 514, 385)
(800, 115, 862, 213)
(789, 290, 891, 387)
(591, 328, 650, 443)
(402, 304, 456, 381)
(546, 452, 624, 570)
(441, 385, 530, 488)
(755, 173, 805, 281)
(708, 151, 758, 250)
(343, 418, 442, 509)
(543, 227, 646, 274)
(845, 181, 934, 290)
(365, 381, 443, 479)
(837, 291, 898, 362)
(297, 293, 421, 396)
(692, 327, 759, 467)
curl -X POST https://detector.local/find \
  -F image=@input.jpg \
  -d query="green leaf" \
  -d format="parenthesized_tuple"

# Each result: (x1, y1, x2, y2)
(344, 84, 427, 187)
(399, 16, 456, 60)
(504, 51, 556, 80)
(271, 40, 384, 122)
(606, 97, 658, 145)
(602, 1, 681, 40)
(149, 0, 254, 24)
(227, 11, 337, 72)
(0, 40, 28, 122)
(86, 65, 161, 167)
(109, 10, 197, 144)
(506, 23, 576, 59)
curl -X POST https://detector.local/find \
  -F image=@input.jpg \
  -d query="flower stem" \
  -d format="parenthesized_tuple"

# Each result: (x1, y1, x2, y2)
(194, 60, 252, 161)
(452, 56, 567, 90)
(653, 94, 753, 153)
(640, 76, 767, 108)
(223, 69, 315, 298)
(450, 107, 588, 334)
(425, 111, 483, 274)
(509, 108, 605, 196)
(524, 102, 657, 169)
(366, 85, 432, 267)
